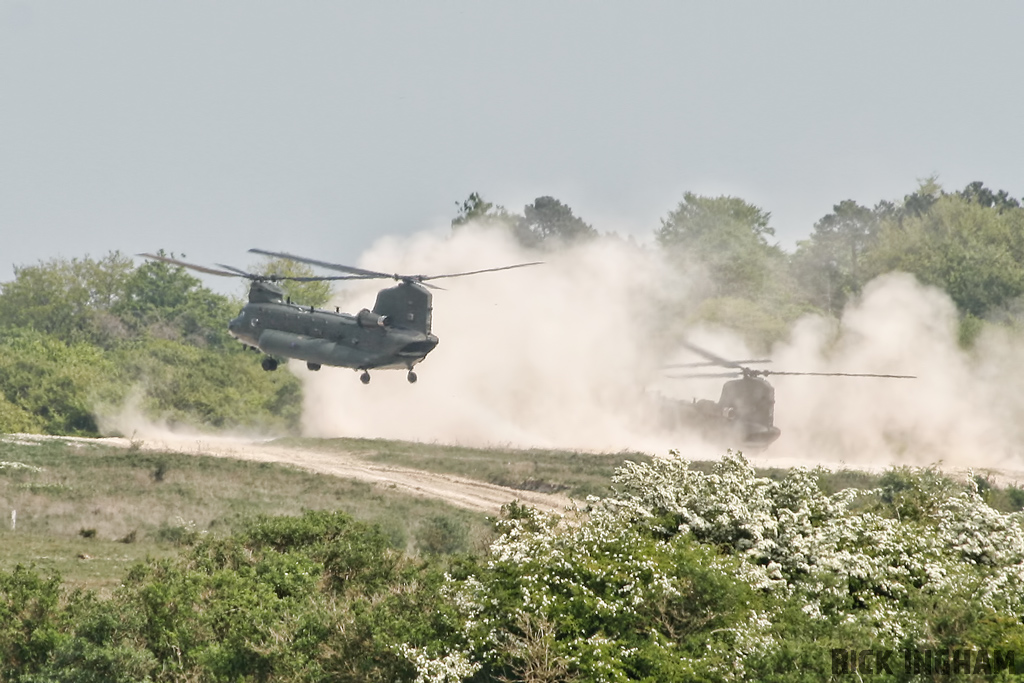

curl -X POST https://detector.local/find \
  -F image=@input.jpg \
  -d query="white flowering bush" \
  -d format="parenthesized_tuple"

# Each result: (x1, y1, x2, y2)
(436, 499, 767, 682)
(422, 452, 1024, 682)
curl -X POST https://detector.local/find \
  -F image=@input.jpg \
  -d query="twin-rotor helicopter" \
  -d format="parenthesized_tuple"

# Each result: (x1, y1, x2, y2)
(140, 249, 541, 384)
(661, 340, 916, 450)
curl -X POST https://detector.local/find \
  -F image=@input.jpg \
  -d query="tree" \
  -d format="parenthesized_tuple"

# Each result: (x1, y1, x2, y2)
(792, 200, 881, 315)
(863, 192, 1024, 318)
(957, 180, 1022, 212)
(451, 192, 518, 231)
(0, 329, 118, 435)
(0, 253, 134, 346)
(113, 255, 239, 348)
(657, 192, 786, 300)
(514, 196, 597, 247)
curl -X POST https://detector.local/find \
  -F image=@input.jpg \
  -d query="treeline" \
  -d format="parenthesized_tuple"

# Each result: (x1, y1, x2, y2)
(5, 457, 1024, 681)
(457, 179, 1024, 345)
(2, 178, 1023, 435)
(0, 254, 302, 435)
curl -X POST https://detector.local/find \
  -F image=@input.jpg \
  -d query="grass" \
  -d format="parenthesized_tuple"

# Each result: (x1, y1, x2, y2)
(5, 434, 1023, 594)
(276, 436, 656, 500)
(0, 437, 490, 593)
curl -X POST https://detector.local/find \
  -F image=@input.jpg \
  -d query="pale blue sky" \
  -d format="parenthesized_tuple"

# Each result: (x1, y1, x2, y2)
(2, 2, 1023, 287)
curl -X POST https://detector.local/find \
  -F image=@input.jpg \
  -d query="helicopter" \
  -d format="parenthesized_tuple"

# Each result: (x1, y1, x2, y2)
(660, 340, 915, 450)
(139, 249, 541, 383)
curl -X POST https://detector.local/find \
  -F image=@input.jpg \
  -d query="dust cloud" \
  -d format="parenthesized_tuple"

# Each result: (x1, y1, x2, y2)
(299, 225, 697, 454)
(769, 274, 1024, 470)
(298, 225, 1024, 472)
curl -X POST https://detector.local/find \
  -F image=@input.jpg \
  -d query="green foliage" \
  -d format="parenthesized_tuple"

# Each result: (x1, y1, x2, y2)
(656, 192, 806, 346)
(515, 196, 597, 247)
(0, 329, 118, 435)
(657, 192, 781, 298)
(791, 199, 881, 315)
(7, 448, 1024, 680)
(0, 253, 135, 347)
(448, 497, 767, 681)
(0, 393, 43, 434)
(0, 511, 463, 682)
(106, 338, 301, 432)
(113, 255, 239, 348)
(957, 180, 1022, 212)
(691, 295, 810, 350)
(864, 192, 1024, 319)
(451, 193, 598, 249)
(0, 567, 68, 681)
(415, 514, 469, 556)
(0, 252, 291, 435)
(875, 466, 960, 522)
(451, 191, 518, 231)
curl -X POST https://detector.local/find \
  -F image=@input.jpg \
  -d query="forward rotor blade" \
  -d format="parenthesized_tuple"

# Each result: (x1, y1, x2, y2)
(419, 261, 544, 281)
(665, 372, 743, 379)
(248, 249, 389, 279)
(207, 261, 362, 283)
(678, 340, 751, 370)
(251, 248, 542, 284)
(757, 370, 916, 379)
(664, 359, 771, 369)
(138, 253, 243, 278)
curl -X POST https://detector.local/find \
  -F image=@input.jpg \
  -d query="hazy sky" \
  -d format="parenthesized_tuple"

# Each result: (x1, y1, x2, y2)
(2, 2, 1023, 288)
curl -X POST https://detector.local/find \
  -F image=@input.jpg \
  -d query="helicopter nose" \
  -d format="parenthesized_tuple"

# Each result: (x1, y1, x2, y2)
(228, 315, 245, 338)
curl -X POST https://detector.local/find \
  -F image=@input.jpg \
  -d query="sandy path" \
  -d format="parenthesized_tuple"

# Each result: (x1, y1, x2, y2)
(8, 433, 571, 516)
(10, 433, 1024, 514)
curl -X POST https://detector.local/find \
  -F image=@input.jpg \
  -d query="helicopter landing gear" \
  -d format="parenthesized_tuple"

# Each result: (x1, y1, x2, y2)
(261, 357, 279, 372)
(307, 362, 321, 371)
(360, 371, 371, 385)
(407, 370, 417, 384)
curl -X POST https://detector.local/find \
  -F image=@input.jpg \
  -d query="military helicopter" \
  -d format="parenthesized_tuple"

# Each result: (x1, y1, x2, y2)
(139, 249, 541, 383)
(661, 341, 915, 449)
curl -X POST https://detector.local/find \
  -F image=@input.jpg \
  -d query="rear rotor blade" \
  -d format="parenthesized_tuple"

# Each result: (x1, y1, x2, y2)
(419, 261, 544, 281)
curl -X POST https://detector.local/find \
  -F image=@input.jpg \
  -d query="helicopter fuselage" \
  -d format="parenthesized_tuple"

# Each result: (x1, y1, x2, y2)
(229, 298, 438, 372)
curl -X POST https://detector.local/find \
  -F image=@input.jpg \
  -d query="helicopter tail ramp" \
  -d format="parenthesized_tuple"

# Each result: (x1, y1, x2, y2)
(373, 282, 433, 335)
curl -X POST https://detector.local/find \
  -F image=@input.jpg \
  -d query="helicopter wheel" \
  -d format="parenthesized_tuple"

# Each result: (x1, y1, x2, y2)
(307, 362, 321, 371)
(261, 357, 278, 372)
(407, 370, 417, 384)
(360, 371, 371, 385)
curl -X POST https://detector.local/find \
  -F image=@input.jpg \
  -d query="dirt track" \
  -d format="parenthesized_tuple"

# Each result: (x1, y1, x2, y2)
(11, 433, 571, 516)
(10, 432, 1024, 514)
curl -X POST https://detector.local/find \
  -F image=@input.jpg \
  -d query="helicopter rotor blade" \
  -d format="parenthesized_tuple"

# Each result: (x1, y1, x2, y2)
(213, 262, 262, 278)
(753, 370, 917, 379)
(250, 248, 542, 284)
(138, 254, 361, 284)
(664, 359, 771, 369)
(214, 262, 362, 283)
(677, 340, 754, 370)
(418, 261, 544, 281)
(665, 372, 744, 379)
(248, 249, 392, 279)
(137, 253, 244, 278)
